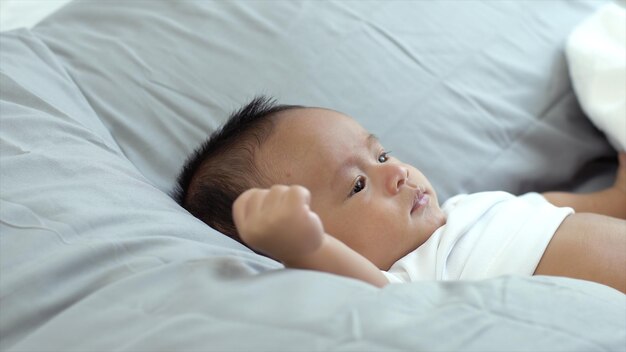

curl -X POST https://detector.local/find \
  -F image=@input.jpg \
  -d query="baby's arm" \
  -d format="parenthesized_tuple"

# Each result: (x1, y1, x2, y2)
(534, 213, 626, 293)
(542, 152, 626, 219)
(232, 185, 389, 288)
(538, 152, 626, 293)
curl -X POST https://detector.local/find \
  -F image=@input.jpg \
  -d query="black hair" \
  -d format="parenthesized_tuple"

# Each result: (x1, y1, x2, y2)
(172, 96, 303, 246)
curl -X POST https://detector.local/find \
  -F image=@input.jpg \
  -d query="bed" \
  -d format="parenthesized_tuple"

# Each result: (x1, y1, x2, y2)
(1, 1, 625, 351)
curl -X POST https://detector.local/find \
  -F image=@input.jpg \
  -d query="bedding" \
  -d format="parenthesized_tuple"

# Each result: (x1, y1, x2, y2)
(1, 1, 625, 351)
(0, 0, 72, 32)
(567, 2, 626, 151)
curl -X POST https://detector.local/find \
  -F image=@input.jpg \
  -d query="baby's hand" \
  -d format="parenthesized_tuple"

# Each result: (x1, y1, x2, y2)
(232, 185, 324, 262)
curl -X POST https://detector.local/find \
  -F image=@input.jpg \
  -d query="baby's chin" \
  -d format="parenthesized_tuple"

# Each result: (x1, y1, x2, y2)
(382, 213, 447, 268)
(417, 206, 447, 241)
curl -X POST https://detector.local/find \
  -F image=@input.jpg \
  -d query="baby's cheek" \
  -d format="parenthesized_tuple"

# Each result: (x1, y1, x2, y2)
(310, 205, 340, 232)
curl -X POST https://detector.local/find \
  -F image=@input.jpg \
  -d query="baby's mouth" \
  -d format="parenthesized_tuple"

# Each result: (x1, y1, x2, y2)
(411, 188, 429, 214)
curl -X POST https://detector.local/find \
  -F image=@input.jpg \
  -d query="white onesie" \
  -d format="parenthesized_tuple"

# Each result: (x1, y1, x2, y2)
(383, 191, 574, 283)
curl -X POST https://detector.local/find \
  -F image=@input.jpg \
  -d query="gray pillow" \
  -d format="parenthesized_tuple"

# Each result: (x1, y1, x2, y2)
(32, 0, 615, 201)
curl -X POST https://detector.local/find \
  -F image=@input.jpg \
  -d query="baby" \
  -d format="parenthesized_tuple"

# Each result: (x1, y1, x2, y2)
(174, 96, 626, 292)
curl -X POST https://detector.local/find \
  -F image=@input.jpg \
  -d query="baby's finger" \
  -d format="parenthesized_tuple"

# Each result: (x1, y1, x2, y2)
(284, 185, 311, 208)
(232, 188, 265, 226)
(306, 208, 325, 235)
(232, 188, 256, 226)
(264, 184, 290, 208)
(246, 188, 271, 216)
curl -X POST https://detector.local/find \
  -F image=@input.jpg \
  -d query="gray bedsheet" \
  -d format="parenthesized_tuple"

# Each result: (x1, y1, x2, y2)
(1, 1, 624, 351)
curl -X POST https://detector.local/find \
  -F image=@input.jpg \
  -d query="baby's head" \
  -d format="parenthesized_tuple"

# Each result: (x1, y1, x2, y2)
(174, 96, 446, 270)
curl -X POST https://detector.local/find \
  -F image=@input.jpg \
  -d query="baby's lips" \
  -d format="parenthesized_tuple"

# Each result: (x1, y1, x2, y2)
(410, 187, 430, 214)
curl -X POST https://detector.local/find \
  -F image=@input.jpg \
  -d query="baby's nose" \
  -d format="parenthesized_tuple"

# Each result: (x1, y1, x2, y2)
(386, 164, 409, 195)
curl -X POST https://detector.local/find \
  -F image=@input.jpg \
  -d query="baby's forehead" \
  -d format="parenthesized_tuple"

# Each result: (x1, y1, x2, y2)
(274, 106, 350, 123)
(258, 109, 377, 182)
(271, 107, 369, 140)
(283, 107, 374, 141)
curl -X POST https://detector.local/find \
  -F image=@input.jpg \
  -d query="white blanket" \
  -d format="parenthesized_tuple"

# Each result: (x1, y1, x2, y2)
(567, 2, 626, 151)
(0, 0, 73, 32)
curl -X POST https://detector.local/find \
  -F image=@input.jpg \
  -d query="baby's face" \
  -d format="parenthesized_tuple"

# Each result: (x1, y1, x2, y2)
(258, 108, 446, 270)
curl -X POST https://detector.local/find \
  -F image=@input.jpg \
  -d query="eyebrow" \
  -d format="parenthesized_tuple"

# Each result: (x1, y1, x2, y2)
(367, 133, 379, 147)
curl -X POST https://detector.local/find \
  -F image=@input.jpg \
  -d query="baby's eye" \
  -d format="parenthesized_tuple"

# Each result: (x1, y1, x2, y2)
(349, 176, 366, 197)
(378, 151, 391, 163)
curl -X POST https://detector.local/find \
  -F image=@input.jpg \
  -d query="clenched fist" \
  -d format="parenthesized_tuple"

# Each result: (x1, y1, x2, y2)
(232, 185, 325, 262)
